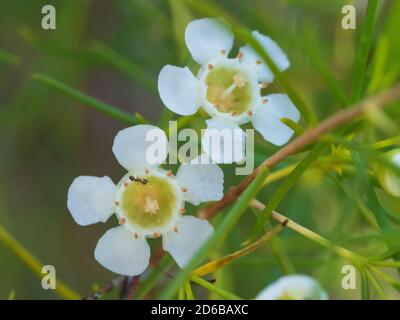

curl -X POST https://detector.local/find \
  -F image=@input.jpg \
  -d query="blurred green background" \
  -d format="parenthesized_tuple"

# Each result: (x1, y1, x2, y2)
(0, 0, 399, 299)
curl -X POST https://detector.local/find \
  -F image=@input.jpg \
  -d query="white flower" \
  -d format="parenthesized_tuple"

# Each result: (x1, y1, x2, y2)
(255, 274, 328, 300)
(158, 18, 300, 163)
(67, 125, 224, 276)
(376, 148, 400, 197)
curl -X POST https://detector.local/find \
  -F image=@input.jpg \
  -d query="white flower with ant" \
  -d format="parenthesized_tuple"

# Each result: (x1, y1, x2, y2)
(67, 125, 223, 276)
(158, 18, 300, 164)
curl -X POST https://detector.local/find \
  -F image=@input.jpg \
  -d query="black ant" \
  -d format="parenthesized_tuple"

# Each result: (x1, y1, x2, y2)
(129, 176, 148, 185)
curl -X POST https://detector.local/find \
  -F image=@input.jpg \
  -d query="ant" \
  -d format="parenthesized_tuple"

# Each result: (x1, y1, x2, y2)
(129, 175, 148, 185)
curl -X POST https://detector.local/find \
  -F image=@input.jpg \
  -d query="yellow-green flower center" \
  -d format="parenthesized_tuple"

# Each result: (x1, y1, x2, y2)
(121, 176, 177, 229)
(206, 67, 252, 115)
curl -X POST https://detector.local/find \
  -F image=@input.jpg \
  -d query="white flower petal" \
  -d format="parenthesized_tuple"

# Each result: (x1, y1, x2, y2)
(67, 176, 116, 226)
(94, 226, 150, 276)
(176, 155, 224, 205)
(252, 94, 300, 146)
(158, 65, 202, 116)
(162, 216, 213, 268)
(252, 31, 290, 71)
(255, 275, 328, 300)
(185, 18, 234, 65)
(202, 118, 246, 164)
(240, 31, 289, 83)
(112, 125, 168, 171)
(239, 46, 274, 83)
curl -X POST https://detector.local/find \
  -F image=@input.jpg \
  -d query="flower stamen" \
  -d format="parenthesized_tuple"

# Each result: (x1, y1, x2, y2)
(144, 196, 160, 215)
(222, 74, 246, 99)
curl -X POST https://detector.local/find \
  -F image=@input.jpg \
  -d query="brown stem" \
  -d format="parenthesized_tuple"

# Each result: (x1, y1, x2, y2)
(119, 276, 130, 299)
(126, 276, 140, 299)
(198, 83, 400, 219)
(85, 250, 168, 300)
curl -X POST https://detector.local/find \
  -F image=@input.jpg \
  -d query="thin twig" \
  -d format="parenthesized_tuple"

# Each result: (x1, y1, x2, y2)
(193, 222, 286, 277)
(198, 84, 400, 219)
(250, 199, 364, 266)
